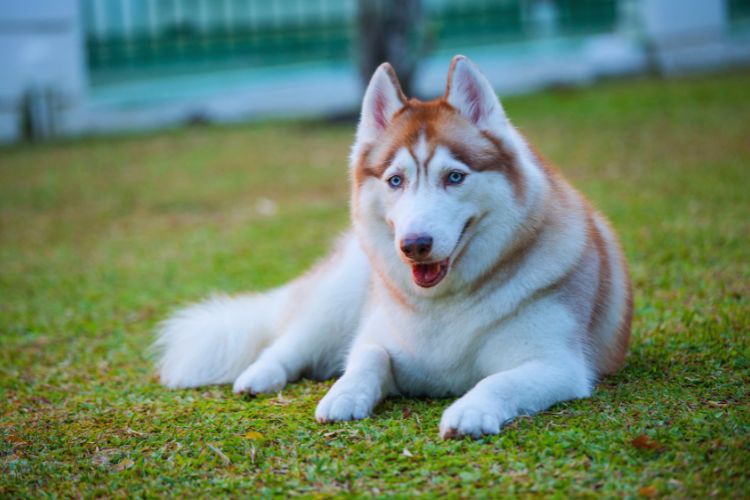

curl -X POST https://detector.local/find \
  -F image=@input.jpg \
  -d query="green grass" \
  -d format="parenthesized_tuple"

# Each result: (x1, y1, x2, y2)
(2, 71, 749, 497)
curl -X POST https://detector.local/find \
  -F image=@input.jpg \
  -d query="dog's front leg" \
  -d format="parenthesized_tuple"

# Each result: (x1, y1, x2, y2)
(439, 357, 593, 439)
(315, 343, 395, 423)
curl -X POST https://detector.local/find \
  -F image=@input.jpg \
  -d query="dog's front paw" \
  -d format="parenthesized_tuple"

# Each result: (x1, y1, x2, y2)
(232, 360, 287, 395)
(315, 380, 378, 423)
(439, 397, 509, 440)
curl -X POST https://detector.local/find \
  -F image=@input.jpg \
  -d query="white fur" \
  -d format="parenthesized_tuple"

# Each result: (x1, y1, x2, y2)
(155, 234, 369, 391)
(155, 56, 629, 439)
(155, 289, 289, 388)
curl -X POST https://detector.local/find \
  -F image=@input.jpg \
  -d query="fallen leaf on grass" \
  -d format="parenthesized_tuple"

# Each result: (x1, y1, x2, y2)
(631, 434, 664, 451)
(244, 431, 264, 441)
(638, 485, 657, 497)
(115, 458, 134, 471)
(706, 400, 728, 408)
(5, 435, 28, 447)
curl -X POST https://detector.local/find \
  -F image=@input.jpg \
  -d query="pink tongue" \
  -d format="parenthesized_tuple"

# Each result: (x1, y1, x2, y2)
(413, 263, 441, 283)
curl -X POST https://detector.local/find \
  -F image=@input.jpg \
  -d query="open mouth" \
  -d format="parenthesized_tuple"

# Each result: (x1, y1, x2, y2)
(411, 258, 450, 288)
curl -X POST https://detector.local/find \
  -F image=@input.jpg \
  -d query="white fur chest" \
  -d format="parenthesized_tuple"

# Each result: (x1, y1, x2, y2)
(361, 269, 575, 398)
(374, 298, 499, 397)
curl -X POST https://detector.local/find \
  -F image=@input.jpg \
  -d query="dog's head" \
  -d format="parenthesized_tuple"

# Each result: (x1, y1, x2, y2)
(351, 56, 533, 295)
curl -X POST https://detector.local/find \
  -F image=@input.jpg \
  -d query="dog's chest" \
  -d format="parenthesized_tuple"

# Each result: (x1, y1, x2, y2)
(384, 313, 487, 397)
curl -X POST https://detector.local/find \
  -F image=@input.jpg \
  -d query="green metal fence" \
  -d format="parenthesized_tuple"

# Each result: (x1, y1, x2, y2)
(428, 0, 617, 49)
(81, 0, 620, 84)
(729, 0, 750, 34)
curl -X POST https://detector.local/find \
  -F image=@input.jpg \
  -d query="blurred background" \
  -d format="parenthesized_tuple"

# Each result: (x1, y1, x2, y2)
(1, 0, 749, 143)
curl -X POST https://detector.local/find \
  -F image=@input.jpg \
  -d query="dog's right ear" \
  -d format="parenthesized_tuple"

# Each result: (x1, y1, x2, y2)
(355, 63, 407, 145)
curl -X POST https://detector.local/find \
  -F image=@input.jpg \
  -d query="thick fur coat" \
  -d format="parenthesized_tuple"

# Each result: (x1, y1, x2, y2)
(155, 56, 632, 439)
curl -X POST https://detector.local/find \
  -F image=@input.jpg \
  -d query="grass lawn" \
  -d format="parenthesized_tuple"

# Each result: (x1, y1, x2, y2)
(1, 71, 748, 497)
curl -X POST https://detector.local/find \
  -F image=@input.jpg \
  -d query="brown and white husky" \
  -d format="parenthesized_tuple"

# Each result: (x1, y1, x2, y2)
(155, 55, 632, 439)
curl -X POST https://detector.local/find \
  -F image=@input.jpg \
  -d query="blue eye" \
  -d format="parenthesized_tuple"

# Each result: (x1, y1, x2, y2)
(387, 175, 403, 188)
(446, 171, 466, 185)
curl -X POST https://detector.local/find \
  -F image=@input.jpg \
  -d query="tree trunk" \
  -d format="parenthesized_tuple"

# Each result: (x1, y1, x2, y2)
(357, 0, 423, 98)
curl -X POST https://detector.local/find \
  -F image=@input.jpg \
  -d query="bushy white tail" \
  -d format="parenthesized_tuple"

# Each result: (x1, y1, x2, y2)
(154, 287, 290, 388)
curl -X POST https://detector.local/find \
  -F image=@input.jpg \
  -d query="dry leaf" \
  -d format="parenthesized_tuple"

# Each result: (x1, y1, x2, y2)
(5, 435, 28, 447)
(638, 485, 657, 497)
(631, 434, 663, 451)
(244, 431, 264, 441)
(402, 407, 412, 419)
(115, 458, 134, 471)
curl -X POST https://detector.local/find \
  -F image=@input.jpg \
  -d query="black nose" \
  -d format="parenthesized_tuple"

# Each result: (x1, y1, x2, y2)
(400, 234, 433, 259)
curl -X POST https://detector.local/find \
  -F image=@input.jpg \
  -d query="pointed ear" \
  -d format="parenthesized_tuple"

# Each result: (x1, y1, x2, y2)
(355, 63, 407, 144)
(445, 55, 506, 130)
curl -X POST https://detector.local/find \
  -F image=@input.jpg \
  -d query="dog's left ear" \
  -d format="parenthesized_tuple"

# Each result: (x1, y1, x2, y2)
(445, 55, 507, 131)
(355, 63, 407, 145)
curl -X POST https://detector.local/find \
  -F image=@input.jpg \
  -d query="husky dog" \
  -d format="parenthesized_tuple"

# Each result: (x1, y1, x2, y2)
(155, 56, 632, 439)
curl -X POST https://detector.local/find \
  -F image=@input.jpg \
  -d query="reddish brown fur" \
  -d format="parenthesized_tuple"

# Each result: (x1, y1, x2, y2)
(586, 215, 614, 369)
(614, 264, 634, 373)
(353, 99, 523, 200)
(358, 243, 416, 312)
(600, 220, 633, 375)
(525, 133, 633, 375)
(444, 56, 462, 98)
(524, 139, 568, 200)
(379, 272, 416, 312)
(525, 133, 631, 375)
(467, 213, 545, 296)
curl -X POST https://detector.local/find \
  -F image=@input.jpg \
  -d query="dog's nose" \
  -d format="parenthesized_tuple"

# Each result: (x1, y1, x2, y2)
(400, 234, 433, 260)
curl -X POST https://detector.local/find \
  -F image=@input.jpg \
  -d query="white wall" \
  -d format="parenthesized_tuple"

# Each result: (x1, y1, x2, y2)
(640, 0, 733, 73)
(0, 0, 87, 142)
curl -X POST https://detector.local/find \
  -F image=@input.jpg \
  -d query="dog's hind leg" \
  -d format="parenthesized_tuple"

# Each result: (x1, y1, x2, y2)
(232, 234, 371, 394)
(155, 233, 370, 392)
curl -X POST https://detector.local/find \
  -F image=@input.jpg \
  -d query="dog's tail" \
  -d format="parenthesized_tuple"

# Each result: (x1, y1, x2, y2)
(153, 286, 291, 388)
